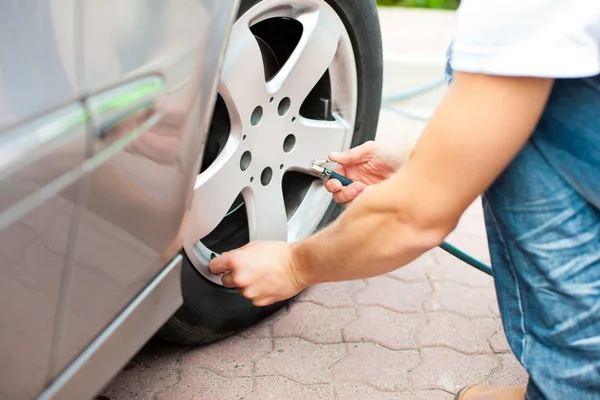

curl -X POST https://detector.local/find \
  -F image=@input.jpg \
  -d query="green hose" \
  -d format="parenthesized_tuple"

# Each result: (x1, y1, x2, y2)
(382, 77, 494, 277)
(439, 241, 493, 276)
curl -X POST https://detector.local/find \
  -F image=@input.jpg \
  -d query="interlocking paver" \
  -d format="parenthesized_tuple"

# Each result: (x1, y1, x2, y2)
(415, 390, 455, 400)
(245, 376, 334, 400)
(273, 302, 356, 344)
(416, 312, 497, 354)
(386, 253, 434, 282)
(100, 340, 183, 400)
(156, 368, 252, 400)
(446, 214, 490, 256)
(424, 281, 497, 318)
(489, 301, 501, 318)
(428, 249, 494, 288)
(238, 319, 273, 339)
(344, 306, 427, 349)
(254, 337, 345, 384)
(354, 276, 431, 313)
(489, 327, 511, 354)
(451, 215, 488, 241)
(335, 383, 413, 399)
(332, 342, 420, 392)
(238, 309, 283, 339)
(297, 280, 365, 308)
(486, 354, 528, 386)
(182, 337, 271, 377)
(410, 348, 498, 393)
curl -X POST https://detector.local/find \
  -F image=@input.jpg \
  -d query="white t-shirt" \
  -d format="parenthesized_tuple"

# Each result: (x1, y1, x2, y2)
(450, 0, 600, 78)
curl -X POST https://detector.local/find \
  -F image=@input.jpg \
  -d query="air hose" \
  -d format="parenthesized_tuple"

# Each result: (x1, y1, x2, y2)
(439, 241, 493, 276)
(381, 74, 494, 276)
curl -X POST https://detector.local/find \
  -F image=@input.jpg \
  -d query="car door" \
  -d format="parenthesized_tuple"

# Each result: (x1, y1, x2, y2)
(52, 0, 239, 374)
(0, 1, 88, 398)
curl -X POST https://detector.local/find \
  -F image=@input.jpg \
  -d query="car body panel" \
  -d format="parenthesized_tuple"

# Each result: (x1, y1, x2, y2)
(51, 0, 239, 383)
(0, 104, 88, 400)
(38, 254, 183, 400)
(0, 0, 83, 132)
(0, 0, 239, 398)
(49, 75, 169, 375)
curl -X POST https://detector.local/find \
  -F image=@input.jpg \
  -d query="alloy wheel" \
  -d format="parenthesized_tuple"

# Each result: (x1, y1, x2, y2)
(183, 0, 358, 285)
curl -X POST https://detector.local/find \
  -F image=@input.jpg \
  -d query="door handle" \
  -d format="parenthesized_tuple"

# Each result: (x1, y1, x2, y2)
(86, 76, 164, 147)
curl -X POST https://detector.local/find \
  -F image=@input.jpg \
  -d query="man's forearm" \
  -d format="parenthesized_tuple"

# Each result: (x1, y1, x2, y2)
(291, 173, 448, 286)
(291, 72, 553, 287)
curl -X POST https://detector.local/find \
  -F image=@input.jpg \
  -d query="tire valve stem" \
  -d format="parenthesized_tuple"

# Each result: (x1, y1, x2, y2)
(308, 160, 353, 187)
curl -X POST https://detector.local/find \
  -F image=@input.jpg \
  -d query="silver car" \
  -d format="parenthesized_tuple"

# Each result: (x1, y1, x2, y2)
(0, 0, 382, 398)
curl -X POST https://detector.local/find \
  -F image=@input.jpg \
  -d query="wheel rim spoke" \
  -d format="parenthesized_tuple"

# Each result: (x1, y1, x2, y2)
(185, 0, 359, 285)
(188, 140, 246, 240)
(220, 23, 268, 129)
(285, 115, 349, 172)
(267, 9, 340, 104)
(243, 184, 288, 242)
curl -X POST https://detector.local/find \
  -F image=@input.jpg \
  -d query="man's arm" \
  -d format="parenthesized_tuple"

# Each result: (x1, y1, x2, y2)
(292, 72, 554, 286)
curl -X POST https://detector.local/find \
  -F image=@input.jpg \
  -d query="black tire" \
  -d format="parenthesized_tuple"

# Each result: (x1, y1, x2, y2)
(157, 0, 383, 345)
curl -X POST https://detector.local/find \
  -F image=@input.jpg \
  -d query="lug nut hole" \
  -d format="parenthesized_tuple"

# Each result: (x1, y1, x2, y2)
(283, 134, 296, 153)
(278, 97, 291, 116)
(280, 164, 284, 170)
(261, 167, 273, 186)
(251, 106, 263, 126)
(250, 176, 254, 183)
(240, 151, 252, 171)
(292, 117, 296, 123)
(242, 134, 247, 141)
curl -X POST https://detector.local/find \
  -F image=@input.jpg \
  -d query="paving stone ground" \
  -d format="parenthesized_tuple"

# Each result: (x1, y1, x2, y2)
(99, 8, 529, 400)
(99, 199, 528, 400)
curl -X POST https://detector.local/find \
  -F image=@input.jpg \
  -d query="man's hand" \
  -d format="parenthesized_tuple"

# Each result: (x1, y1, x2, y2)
(209, 241, 307, 307)
(325, 141, 412, 203)
(209, 72, 555, 305)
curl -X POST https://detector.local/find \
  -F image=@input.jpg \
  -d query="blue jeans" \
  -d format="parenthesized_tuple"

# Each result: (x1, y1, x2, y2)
(447, 54, 600, 398)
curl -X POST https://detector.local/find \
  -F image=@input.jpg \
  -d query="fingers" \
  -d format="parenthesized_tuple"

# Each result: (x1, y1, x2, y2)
(331, 181, 367, 203)
(328, 141, 375, 165)
(209, 252, 234, 275)
(253, 296, 277, 307)
(324, 178, 343, 194)
(237, 282, 278, 307)
(220, 271, 235, 288)
(325, 177, 368, 204)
